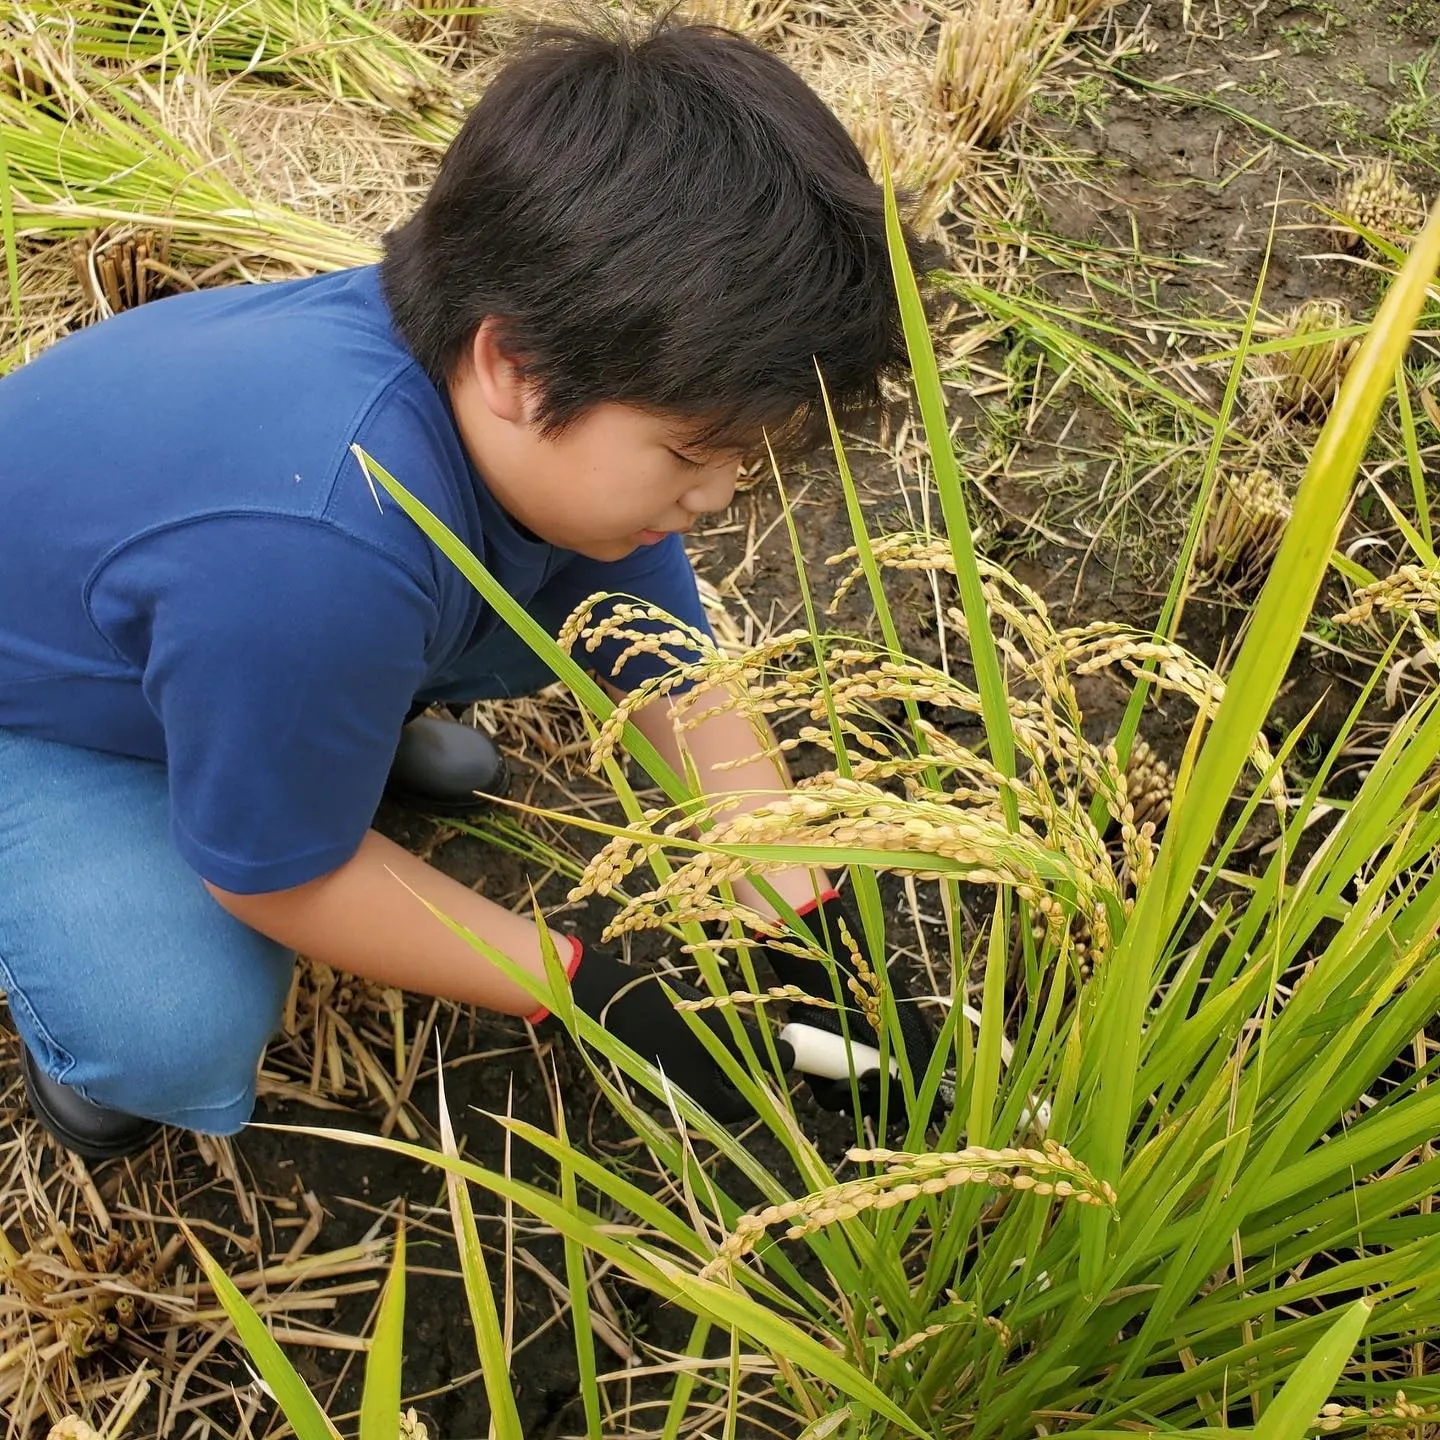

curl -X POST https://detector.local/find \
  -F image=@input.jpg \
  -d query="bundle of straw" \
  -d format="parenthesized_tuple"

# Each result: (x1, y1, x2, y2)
(0, 36, 378, 273)
(1198, 467, 1293, 590)
(1267, 298, 1357, 420)
(9, 0, 465, 144)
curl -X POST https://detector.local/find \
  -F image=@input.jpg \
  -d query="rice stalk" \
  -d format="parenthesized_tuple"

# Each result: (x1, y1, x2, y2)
(1047, 0, 1117, 21)
(261, 957, 422, 1137)
(673, 0, 796, 39)
(383, 0, 496, 58)
(769, 2, 1061, 235)
(931, 0, 1071, 150)
(66, 226, 177, 316)
(1197, 466, 1293, 590)
(1265, 298, 1358, 420)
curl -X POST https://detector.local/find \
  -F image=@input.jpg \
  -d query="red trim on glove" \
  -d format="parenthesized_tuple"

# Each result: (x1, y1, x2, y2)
(791, 888, 841, 919)
(524, 935, 586, 1025)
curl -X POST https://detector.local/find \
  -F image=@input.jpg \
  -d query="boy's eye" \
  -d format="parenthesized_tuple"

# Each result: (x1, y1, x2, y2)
(668, 447, 705, 470)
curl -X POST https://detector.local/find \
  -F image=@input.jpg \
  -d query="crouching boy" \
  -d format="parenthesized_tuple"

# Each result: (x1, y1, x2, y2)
(0, 19, 938, 1159)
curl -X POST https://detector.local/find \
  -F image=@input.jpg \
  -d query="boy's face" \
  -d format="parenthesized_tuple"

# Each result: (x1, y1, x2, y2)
(450, 322, 743, 562)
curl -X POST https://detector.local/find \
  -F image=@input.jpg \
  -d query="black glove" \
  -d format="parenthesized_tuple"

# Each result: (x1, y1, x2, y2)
(760, 889, 938, 1123)
(531, 939, 790, 1124)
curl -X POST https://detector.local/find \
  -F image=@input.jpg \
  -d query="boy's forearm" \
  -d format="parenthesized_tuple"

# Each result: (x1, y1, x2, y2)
(205, 830, 551, 1015)
(630, 682, 833, 918)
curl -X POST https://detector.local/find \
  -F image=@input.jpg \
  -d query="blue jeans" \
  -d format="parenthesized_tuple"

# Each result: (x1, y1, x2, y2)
(0, 637, 558, 1134)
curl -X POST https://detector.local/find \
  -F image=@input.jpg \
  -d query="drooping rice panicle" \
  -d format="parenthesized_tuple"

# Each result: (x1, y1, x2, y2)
(700, 1140, 1116, 1278)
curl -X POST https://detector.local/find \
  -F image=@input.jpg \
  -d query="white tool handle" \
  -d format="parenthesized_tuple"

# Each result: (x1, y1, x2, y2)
(778, 1019, 1052, 1133)
(780, 1022, 897, 1081)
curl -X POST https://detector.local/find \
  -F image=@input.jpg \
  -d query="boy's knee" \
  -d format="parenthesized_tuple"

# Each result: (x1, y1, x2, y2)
(114, 999, 280, 1131)
(67, 937, 294, 1133)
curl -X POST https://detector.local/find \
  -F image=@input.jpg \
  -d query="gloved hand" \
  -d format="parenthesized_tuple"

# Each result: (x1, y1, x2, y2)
(529, 938, 791, 1124)
(759, 888, 939, 1123)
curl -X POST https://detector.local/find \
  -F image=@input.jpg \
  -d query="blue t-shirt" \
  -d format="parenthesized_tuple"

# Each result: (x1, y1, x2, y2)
(0, 266, 713, 893)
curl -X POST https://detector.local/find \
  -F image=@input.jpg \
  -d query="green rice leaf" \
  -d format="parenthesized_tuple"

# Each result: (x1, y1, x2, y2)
(1251, 1299, 1370, 1440)
(0, 126, 20, 332)
(435, 1057, 524, 1440)
(182, 1226, 341, 1440)
(881, 151, 1017, 812)
(358, 1224, 406, 1440)
(1394, 361, 1435, 554)
(554, 1098, 603, 1440)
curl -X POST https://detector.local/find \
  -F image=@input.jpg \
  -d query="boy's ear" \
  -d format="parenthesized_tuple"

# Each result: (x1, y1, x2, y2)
(468, 317, 533, 425)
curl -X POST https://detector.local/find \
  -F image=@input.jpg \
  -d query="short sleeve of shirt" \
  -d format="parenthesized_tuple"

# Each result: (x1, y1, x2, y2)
(534, 533, 717, 692)
(88, 515, 437, 893)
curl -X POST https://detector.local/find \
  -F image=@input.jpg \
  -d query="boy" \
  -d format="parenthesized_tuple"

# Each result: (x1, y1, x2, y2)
(0, 19, 937, 1160)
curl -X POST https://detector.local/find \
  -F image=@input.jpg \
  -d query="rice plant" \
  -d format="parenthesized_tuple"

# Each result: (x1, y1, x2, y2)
(250, 187, 1440, 1438)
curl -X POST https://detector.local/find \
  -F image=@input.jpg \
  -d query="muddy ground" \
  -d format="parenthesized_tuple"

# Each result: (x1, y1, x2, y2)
(2, 0, 1436, 1435)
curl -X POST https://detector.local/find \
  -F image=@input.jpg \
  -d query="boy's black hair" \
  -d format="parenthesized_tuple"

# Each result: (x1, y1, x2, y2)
(381, 17, 938, 458)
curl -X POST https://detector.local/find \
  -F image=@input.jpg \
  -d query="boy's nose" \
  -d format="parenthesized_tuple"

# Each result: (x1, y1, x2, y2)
(684, 462, 740, 518)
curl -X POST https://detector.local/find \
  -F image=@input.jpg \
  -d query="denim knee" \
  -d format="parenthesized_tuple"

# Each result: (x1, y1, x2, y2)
(7, 928, 295, 1135)
(84, 938, 294, 1132)
(0, 726, 296, 1135)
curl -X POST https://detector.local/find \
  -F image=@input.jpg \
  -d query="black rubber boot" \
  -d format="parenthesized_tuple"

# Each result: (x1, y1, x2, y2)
(20, 1043, 160, 1163)
(383, 713, 510, 817)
